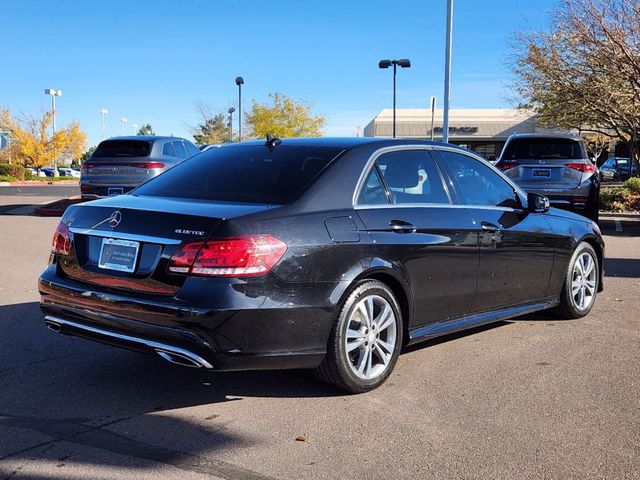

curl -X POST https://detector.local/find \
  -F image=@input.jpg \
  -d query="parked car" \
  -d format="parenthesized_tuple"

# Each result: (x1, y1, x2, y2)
(40, 138, 604, 393)
(495, 134, 600, 222)
(599, 157, 637, 182)
(41, 167, 56, 177)
(80, 136, 200, 200)
(58, 167, 81, 178)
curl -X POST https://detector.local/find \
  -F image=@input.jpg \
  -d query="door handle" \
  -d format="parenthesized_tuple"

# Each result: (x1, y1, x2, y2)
(481, 222, 500, 232)
(389, 220, 416, 233)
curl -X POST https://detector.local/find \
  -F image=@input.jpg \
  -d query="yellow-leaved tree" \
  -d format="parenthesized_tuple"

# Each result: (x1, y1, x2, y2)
(245, 93, 325, 139)
(0, 109, 87, 171)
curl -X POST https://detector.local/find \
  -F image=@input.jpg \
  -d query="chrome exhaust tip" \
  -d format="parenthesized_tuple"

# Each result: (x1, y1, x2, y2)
(45, 320, 62, 333)
(155, 349, 203, 368)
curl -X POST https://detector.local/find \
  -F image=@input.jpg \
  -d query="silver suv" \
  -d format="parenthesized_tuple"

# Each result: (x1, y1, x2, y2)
(80, 136, 200, 200)
(495, 133, 600, 221)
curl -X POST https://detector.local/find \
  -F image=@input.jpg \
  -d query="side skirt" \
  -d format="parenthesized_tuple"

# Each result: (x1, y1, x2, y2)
(408, 297, 559, 345)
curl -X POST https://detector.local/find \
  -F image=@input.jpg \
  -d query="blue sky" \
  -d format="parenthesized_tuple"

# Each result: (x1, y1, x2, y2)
(1, 0, 557, 147)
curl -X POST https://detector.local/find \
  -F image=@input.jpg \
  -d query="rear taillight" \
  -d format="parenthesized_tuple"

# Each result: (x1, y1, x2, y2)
(52, 222, 71, 256)
(136, 162, 165, 169)
(566, 163, 597, 174)
(497, 159, 520, 171)
(167, 235, 287, 278)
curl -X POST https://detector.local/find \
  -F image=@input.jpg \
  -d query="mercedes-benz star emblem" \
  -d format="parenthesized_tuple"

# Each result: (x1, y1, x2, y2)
(538, 159, 546, 164)
(109, 211, 122, 228)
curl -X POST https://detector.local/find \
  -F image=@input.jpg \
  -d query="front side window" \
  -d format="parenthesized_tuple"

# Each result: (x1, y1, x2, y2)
(361, 150, 449, 205)
(440, 151, 519, 208)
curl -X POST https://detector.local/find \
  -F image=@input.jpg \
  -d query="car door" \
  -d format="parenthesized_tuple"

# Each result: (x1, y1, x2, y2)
(435, 149, 556, 311)
(355, 147, 479, 327)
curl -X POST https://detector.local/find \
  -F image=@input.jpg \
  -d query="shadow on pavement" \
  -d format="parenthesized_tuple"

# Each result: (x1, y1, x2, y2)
(605, 258, 640, 278)
(0, 301, 337, 479)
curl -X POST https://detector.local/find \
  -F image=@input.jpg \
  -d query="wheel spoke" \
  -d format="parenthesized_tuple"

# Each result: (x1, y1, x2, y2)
(578, 286, 586, 308)
(346, 337, 365, 353)
(373, 343, 391, 366)
(357, 347, 370, 376)
(572, 280, 581, 295)
(376, 304, 394, 332)
(584, 255, 594, 277)
(377, 339, 394, 355)
(585, 279, 596, 292)
(364, 297, 374, 328)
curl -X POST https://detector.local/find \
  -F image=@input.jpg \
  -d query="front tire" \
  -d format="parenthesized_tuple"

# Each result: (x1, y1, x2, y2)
(555, 242, 599, 319)
(314, 280, 403, 393)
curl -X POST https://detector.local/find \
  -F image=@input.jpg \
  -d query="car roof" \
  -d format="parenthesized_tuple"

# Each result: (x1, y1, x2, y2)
(220, 137, 447, 150)
(102, 136, 186, 143)
(506, 133, 583, 141)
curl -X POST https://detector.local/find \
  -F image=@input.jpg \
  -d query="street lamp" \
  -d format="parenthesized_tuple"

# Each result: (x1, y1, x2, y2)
(378, 59, 411, 138)
(442, 0, 454, 143)
(228, 107, 235, 142)
(44, 89, 62, 176)
(430, 96, 437, 141)
(235, 76, 244, 141)
(100, 108, 109, 139)
(121, 116, 127, 135)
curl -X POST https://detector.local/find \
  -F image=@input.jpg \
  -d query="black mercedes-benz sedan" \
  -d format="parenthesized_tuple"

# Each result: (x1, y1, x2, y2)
(39, 138, 604, 393)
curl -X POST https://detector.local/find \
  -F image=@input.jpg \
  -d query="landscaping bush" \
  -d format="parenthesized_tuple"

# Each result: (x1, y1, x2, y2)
(0, 175, 16, 183)
(600, 187, 632, 212)
(0, 164, 26, 181)
(24, 169, 35, 180)
(624, 177, 640, 194)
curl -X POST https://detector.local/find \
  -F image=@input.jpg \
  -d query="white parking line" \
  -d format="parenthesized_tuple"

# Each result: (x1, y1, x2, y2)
(615, 220, 623, 232)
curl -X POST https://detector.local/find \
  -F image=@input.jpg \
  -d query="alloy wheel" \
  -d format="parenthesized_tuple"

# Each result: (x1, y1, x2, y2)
(344, 294, 397, 380)
(571, 252, 597, 310)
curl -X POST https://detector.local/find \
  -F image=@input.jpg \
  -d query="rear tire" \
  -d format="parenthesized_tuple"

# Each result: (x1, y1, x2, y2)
(555, 242, 599, 319)
(314, 279, 403, 393)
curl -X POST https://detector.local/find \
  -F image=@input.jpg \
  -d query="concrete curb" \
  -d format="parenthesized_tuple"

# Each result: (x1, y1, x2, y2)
(34, 196, 83, 217)
(600, 212, 640, 218)
(0, 180, 79, 186)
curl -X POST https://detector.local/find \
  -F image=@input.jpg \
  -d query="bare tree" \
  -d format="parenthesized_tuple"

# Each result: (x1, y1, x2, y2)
(512, 0, 640, 174)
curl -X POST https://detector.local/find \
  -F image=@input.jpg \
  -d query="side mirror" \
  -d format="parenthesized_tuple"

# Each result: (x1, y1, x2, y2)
(527, 193, 550, 214)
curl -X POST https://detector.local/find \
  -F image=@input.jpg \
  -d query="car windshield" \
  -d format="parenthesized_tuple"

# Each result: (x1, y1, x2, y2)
(502, 138, 583, 160)
(92, 140, 152, 158)
(133, 145, 343, 204)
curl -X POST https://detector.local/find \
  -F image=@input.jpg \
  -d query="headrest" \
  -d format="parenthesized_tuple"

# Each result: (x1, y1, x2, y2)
(384, 159, 420, 188)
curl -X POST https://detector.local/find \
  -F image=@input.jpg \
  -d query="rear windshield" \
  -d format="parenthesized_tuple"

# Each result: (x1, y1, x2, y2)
(133, 145, 342, 204)
(502, 138, 583, 160)
(92, 140, 151, 158)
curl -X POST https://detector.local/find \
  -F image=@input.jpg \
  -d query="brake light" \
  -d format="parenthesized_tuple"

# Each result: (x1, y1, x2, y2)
(52, 222, 71, 256)
(136, 162, 165, 169)
(79, 162, 165, 169)
(566, 163, 597, 174)
(498, 159, 520, 171)
(168, 235, 287, 277)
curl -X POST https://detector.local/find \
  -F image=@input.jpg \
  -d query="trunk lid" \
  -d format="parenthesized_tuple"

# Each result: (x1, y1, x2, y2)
(59, 195, 274, 294)
(81, 157, 162, 186)
(504, 160, 585, 189)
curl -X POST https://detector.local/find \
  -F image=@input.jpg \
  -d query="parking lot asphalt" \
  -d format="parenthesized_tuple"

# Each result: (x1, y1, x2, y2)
(0, 196, 638, 479)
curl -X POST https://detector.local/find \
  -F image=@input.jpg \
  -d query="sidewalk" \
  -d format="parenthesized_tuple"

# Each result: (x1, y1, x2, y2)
(0, 180, 79, 186)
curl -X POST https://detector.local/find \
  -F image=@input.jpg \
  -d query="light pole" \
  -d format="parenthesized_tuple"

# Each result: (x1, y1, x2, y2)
(235, 77, 244, 141)
(442, 0, 454, 143)
(100, 108, 109, 138)
(378, 59, 411, 138)
(121, 116, 127, 135)
(228, 107, 235, 142)
(430, 96, 437, 141)
(44, 89, 62, 176)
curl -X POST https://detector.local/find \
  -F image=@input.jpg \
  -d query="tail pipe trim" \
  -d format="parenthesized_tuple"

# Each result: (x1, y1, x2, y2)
(43, 315, 213, 369)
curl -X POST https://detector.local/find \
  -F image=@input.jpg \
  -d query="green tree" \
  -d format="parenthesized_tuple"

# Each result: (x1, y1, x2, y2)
(512, 0, 640, 173)
(191, 102, 230, 144)
(137, 124, 154, 135)
(77, 146, 96, 166)
(245, 93, 325, 139)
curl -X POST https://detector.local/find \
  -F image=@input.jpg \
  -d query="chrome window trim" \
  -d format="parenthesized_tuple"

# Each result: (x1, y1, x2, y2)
(69, 227, 182, 245)
(352, 144, 454, 207)
(354, 202, 519, 213)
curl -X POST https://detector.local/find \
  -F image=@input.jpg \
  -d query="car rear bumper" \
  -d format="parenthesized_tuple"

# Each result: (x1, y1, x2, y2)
(519, 176, 599, 212)
(39, 264, 337, 371)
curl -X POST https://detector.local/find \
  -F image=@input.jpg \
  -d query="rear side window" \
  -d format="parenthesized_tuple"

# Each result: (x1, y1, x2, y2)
(133, 145, 342, 204)
(502, 138, 583, 160)
(373, 150, 450, 205)
(183, 141, 200, 157)
(93, 140, 151, 158)
(162, 142, 176, 157)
